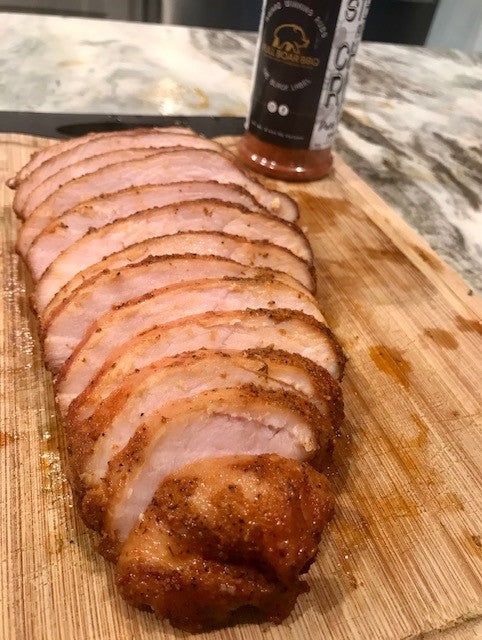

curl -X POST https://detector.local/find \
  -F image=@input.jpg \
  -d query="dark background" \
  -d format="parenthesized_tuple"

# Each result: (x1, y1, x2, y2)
(0, 1, 441, 46)
(161, 1, 440, 46)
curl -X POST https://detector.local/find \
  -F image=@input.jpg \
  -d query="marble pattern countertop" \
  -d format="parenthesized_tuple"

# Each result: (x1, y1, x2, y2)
(0, 13, 481, 290)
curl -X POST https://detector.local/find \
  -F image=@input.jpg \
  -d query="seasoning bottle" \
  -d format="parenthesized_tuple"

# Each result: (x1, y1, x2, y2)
(237, 0, 371, 181)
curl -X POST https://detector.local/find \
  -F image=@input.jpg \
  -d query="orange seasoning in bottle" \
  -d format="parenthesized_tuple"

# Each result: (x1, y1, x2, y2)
(237, 0, 371, 181)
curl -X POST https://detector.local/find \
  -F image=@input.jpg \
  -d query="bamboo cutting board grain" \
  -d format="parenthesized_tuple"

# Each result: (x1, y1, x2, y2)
(1, 133, 481, 640)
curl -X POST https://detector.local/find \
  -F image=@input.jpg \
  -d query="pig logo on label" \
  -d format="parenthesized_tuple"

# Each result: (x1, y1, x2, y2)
(272, 23, 309, 55)
(262, 22, 319, 68)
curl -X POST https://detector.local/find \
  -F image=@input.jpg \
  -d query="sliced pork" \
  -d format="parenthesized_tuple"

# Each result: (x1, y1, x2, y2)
(11, 126, 346, 630)
(7, 126, 192, 188)
(17, 149, 298, 255)
(117, 454, 334, 631)
(69, 349, 339, 497)
(54, 277, 325, 403)
(40, 231, 316, 321)
(33, 200, 312, 309)
(69, 346, 342, 432)
(14, 132, 222, 217)
(19, 147, 164, 220)
(60, 308, 345, 417)
(74, 386, 330, 542)
(29, 181, 267, 277)
(43, 255, 307, 367)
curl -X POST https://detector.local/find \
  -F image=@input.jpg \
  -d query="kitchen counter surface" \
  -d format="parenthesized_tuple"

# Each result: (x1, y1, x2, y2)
(1, 13, 481, 290)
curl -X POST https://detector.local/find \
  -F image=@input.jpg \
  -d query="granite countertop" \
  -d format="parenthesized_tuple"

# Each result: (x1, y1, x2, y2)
(0, 13, 481, 290)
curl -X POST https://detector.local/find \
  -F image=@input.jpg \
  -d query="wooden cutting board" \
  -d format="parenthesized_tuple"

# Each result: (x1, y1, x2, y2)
(1, 133, 481, 640)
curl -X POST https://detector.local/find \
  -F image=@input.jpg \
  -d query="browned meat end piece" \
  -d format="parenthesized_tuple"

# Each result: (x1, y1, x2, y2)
(116, 454, 334, 631)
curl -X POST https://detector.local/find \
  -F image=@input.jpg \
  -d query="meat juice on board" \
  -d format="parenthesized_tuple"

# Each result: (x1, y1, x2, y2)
(237, 0, 371, 181)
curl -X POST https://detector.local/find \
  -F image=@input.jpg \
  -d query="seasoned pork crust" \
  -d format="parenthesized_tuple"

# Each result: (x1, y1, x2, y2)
(117, 454, 334, 630)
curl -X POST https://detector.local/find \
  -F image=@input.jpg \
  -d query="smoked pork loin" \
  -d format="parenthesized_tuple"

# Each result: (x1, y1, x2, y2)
(11, 126, 345, 630)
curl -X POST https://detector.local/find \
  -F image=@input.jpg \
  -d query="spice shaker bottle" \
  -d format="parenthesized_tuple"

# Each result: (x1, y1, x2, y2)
(237, 0, 371, 181)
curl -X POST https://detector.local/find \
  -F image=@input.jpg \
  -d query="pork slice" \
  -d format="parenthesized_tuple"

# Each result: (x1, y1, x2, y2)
(116, 454, 333, 630)
(29, 181, 266, 278)
(43, 255, 308, 369)
(18, 147, 168, 220)
(34, 200, 312, 308)
(15, 133, 222, 218)
(7, 126, 193, 188)
(40, 232, 316, 322)
(17, 147, 174, 256)
(69, 347, 342, 435)
(17, 149, 298, 254)
(69, 351, 335, 500)
(59, 308, 345, 417)
(54, 277, 325, 405)
(76, 386, 329, 543)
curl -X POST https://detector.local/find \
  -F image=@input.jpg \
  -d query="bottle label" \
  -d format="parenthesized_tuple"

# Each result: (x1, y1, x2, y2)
(246, 0, 371, 150)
